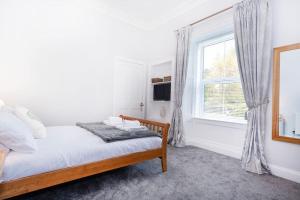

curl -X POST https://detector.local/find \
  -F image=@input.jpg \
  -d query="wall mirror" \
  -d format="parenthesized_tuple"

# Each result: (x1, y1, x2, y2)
(273, 43, 300, 144)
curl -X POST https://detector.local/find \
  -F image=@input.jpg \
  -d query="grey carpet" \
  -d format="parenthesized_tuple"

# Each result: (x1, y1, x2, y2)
(13, 146, 300, 200)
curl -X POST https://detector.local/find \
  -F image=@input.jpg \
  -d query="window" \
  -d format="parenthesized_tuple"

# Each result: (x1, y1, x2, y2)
(194, 34, 247, 123)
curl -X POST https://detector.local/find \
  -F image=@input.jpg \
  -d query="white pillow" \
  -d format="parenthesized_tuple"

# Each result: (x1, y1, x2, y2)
(0, 105, 14, 113)
(0, 111, 37, 153)
(13, 106, 47, 139)
(0, 100, 5, 109)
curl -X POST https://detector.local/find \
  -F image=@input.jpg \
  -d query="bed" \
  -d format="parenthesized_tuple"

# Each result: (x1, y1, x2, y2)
(0, 115, 169, 199)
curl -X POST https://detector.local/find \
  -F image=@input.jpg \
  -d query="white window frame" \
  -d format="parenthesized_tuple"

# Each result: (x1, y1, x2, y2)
(193, 33, 247, 124)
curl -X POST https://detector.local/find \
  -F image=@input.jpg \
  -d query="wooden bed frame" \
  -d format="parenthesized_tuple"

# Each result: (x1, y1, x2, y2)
(0, 115, 170, 199)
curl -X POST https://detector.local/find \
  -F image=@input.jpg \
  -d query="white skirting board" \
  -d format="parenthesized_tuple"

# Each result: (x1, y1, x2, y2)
(186, 138, 300, 183)
(186, 138, 242, 159)
(269, 164, 300, 184)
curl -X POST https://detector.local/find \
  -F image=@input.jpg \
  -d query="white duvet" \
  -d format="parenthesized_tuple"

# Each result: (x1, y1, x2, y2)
(1, 126, 161, 182)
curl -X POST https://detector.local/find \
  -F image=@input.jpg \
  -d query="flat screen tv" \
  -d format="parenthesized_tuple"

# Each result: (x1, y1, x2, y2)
(153, 83, 171, 101)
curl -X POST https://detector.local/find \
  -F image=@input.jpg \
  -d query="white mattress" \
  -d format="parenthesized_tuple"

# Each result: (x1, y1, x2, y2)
(2, 126, 161, 182)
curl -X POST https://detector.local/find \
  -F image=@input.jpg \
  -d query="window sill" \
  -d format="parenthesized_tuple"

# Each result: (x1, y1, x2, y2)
(192, 116, 247, 129)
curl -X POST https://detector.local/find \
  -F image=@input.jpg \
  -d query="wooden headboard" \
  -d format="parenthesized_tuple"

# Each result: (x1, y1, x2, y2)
(119, 115, 170, 134)
(119, 115, 170, 162)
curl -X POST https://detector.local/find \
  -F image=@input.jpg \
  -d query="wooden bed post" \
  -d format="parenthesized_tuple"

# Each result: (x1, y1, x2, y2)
(161, 123, 169, 172)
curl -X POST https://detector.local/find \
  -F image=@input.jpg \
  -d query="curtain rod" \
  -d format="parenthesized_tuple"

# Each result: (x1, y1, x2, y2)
(176, 6, 233, 31)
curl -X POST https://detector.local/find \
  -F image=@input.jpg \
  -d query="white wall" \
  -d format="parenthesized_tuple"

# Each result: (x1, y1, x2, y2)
(0, 0, 149, 125)
(265, 0, 300, 183)
(145, 0, 300, 183)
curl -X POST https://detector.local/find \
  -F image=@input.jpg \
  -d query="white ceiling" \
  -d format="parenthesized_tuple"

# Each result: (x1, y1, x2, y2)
(98, 0, 209, 30)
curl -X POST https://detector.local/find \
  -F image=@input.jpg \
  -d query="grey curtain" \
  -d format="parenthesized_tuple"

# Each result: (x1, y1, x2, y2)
(234, 0, 272, 174)
(168, 26, 191, 147)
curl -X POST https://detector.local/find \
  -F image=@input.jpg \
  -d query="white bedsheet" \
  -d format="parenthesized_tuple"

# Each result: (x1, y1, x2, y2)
(1, 126, 161, 182)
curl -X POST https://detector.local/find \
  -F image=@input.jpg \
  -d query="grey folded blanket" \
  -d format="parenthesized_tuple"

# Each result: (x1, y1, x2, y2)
(76, 122, 160, 143)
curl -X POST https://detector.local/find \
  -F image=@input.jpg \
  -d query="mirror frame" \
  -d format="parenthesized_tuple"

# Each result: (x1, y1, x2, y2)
(272, 43, 300, 144)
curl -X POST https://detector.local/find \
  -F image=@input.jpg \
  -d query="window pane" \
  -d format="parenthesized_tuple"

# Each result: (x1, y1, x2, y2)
(224, 40, 239, 78)
(204, 83, 223, 114)
(203, 83, 247, 118)
(223, 83, 247, 118)
(203, 42, 224, 80)
(202, 39, 240, 80)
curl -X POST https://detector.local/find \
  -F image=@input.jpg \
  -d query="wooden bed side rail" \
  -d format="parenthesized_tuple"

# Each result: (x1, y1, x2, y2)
(0, 149, 162, 200)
